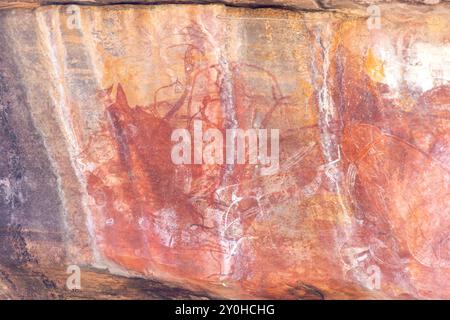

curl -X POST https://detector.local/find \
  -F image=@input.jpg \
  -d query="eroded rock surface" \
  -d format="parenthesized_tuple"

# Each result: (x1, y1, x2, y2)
(0, 0, 449, 299)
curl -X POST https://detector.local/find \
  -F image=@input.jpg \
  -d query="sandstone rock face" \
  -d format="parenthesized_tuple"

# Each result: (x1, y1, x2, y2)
(0, 1, 449, 299)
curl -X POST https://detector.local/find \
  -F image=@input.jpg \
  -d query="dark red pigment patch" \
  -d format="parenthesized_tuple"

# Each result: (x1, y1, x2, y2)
(81, 54, 296, 292)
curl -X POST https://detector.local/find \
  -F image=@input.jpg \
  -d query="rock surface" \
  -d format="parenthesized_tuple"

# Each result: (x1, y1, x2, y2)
(0, 0, 449, 299)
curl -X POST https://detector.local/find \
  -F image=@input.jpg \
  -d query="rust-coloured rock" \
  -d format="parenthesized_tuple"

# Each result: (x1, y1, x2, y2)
(0, 0, 449, 299)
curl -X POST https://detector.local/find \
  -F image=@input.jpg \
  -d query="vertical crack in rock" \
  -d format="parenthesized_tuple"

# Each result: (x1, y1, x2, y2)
(309, 18, 354, 280)
(316, 22, 350, 221)
(218, 58, 241, 282)
(213, 13, 241, 283)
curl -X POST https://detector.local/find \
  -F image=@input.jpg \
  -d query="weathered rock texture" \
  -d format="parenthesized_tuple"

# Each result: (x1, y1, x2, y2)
(0, 0, 449, 299)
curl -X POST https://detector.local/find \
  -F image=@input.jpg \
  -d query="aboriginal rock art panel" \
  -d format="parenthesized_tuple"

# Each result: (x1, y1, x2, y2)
(1, 2, 449, 299)
(77, 18, 334, 298)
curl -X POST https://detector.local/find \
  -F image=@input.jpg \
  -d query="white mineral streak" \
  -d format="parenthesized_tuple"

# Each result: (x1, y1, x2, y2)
(218, 51, 240, 283)
(315, 22, 350, 224)
(204, 14, 246, 283)
(35, 8, 104, 266)
(318, 25, 335, 128)
(312, 22, 354, 280)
